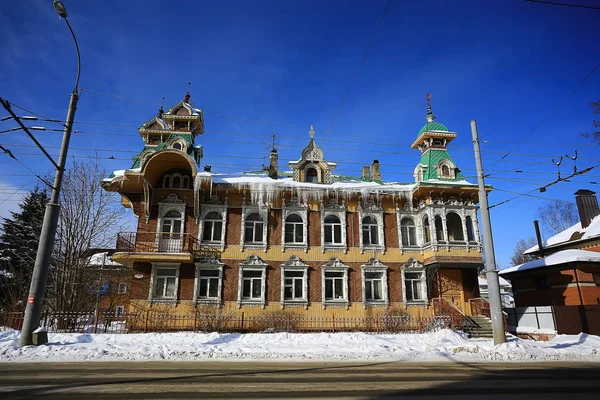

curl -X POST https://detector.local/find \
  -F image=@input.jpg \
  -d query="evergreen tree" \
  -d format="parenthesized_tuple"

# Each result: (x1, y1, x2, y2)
(0, 186, 49, 311)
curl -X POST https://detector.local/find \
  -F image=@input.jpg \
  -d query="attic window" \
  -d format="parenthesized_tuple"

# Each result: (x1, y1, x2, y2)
(441, 165, 450, 177)
(306, 168, 318, 183)
(173, 142, 182, 151)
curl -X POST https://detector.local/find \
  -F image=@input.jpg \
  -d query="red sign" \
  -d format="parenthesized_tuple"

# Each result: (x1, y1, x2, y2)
(27, 296, 35, 305)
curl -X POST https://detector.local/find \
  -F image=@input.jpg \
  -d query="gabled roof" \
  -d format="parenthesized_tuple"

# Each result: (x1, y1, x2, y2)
(500, 249, 600, 275)
(524, 214, 600, 255)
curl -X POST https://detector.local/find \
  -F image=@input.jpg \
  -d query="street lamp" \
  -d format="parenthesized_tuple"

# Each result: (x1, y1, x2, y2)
(20, 0, 81, 347)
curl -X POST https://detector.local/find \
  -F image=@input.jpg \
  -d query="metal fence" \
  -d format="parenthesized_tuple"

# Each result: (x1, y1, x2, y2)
(504, 304, 600, 336)
(2, 311, 451, 335)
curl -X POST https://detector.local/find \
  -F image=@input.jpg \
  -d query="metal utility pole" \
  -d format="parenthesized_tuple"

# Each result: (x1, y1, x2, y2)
(470, 120, 506, 345)
(20, 1, 80, 347)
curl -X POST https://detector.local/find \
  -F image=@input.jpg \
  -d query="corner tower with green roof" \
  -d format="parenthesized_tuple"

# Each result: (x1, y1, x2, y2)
(411, 95, 464, 183)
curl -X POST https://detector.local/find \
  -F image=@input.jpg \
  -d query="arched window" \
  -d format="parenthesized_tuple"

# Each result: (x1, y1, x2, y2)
(446, 212, 464, 241)
(285, 214, 303, 243)
(423, 215, 431, 244)
(202, 212, 222, 242)
(441, 164, 450, 177)
(173, 142, 182, 151)
(435, 215, 444, 242)
(182, 176, 189, 189)
(400, 218, 417, 247)
(244, 213, 264, 243)
(324, 215, 342, 244)
(160, 210, 183, 252)
(362, 216, 379, 246)
(466, 215, 476, 242)
(163, 175, 171, 188)
(172, 175, 181, 189)
(306, 168, 318, 183)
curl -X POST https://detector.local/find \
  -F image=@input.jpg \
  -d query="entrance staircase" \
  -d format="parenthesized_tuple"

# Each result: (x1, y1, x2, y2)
(463, 315, 493, 338)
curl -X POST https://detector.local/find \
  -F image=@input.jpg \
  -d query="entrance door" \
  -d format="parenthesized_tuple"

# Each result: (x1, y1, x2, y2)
(159, 210, 183, 252)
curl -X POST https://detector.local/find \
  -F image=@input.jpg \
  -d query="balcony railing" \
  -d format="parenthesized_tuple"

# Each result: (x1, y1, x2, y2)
(116, 232, 220, 258)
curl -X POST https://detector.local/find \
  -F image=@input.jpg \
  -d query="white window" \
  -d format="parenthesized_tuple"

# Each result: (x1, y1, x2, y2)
(362, 216, 379, 246)
(194, 256, 224, 304)
(197, 269, 220, 300)
(118, 282, 127, 294)
(320, 257, 349, 309)
(361, 257, 389, 307)
(280, 256, 309, 307)
(242, 270, 263, 300)
(325, 272, 345, 301)
(400, 218, 417, 247)
(324, 215, 342, 244)
(159, 210, 184, 252)
(202, 212, 223, 242)
(237, 255, 267, 307)
(401, 259, 427, 304)
(151, 266, 179, 301)
(244, 213, 264, 244)
(285, 214, 304, 244)
(115, 306, 125, 317)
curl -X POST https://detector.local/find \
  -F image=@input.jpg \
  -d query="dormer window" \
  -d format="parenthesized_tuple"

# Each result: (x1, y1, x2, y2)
(173, 142, 182, 151)
(306, 168, 318, 183)
(441, 165, 450, 177)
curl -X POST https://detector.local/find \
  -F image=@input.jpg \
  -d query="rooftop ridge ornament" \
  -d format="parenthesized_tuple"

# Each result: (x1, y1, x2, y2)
(158, 96, 165, 118)
(309, 125, 315, 139)
(425, 93, 436, 123)
(184, 81, 191, 103)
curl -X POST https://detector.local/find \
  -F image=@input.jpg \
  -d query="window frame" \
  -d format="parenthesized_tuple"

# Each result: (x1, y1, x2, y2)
(401, 258, 428, 305)
(148, 263, 180, 304)
(281, 199, 308, 251)
(240, 205, 269, 250)
(194, 256, 224, 305)
(359, 201, 384, 253)
(117, 282, 127, 295)
(237, 254, 268, 308)
(320, 257, 349, 309)
(400, 217, 418, 248)
(198, 200, 228, 250)
(280, 255, 309, 308)
(115, 306, 125, 317)
(360, 257, 389, 308)
(320, 199, 347, 252)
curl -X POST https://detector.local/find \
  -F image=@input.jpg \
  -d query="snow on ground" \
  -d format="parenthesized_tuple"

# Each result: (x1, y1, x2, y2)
(1, 329, 599, 363)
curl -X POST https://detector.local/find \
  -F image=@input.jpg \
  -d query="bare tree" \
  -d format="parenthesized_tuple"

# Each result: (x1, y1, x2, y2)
(582, 100, 600, 141)
(47, 159, 130, 314)
(537, 200, 578, 236)
(509, 237, 537, 267)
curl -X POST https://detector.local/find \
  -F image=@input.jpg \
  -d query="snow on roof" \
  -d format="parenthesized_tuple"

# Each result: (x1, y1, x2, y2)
(88, 252, 124, 267)
(524, 214, 600, 254)
(103, 167, 141, 182)
(421, 179, 476, 186)
(499, 249, 600, 275)
(478, 276, 511, 287)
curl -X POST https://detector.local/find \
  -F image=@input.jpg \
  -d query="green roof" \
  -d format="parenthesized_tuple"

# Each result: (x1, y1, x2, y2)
(419, 149, 465, 181)
(418, 121, 449, 135)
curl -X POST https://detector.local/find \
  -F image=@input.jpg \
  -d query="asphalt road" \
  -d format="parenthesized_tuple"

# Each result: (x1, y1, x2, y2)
(1, 361, 600, 399)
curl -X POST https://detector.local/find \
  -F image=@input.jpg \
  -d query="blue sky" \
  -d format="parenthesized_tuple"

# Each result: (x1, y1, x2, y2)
(1, 0, 599, 267)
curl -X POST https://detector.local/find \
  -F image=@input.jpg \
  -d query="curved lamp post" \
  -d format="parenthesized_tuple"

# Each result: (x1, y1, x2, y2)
(20, 0, 81, 347)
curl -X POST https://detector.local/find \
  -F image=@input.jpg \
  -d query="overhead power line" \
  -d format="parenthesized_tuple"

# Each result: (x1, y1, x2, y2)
(525, 0, 600, 10)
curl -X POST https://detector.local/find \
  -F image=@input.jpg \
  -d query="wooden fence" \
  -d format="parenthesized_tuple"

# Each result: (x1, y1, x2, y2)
(1, 311, 451, 335)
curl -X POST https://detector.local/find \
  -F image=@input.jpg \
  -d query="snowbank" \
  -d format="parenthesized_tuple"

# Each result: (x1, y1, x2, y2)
(1, 329, 599, 363)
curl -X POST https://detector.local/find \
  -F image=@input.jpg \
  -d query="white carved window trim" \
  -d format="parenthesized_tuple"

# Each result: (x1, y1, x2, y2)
(437, 160, 456, 180)
(198, 203, 228, 251)
(303, 162, 322, 183)
(280, 255, 309, 309)
(320, 200, 347, 253)
(320, 257, 349, 310)
(360, 257, 389, 308)
(193, 256, 224, 305)
(118, 282, 127, 294)
(399, 216, 418, 248)
(148, 262, 180, 304)
(157, 195, 186, 252)
(115, 306, 125, 316)
(281, 199, 308, 252)
(358, 210, 384, 253)
(237, 254, 268, 308)
(240, 205, 269, 251)
(401, 258, 428, 305)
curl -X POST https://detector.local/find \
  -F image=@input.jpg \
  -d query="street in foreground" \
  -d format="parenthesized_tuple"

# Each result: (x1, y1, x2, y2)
(1, 361, 600, 399)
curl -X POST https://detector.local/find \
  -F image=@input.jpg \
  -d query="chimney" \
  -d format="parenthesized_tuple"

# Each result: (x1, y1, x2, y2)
(269, 149, 278, 179)
(371, 160, 381, 182)
(361, 166, 370, 181)
(575, 189, 600, 228)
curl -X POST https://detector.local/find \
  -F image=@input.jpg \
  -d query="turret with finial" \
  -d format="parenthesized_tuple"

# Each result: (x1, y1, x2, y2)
(425, 93, 436, 123)
(184, 81, 191, 103)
